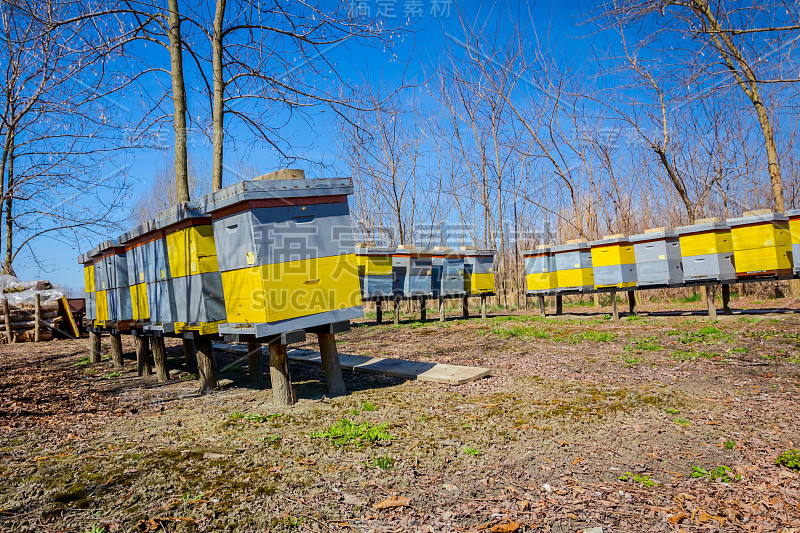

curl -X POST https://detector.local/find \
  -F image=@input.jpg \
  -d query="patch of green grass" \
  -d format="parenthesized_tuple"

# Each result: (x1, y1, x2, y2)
(675, 325, 732, 344)
(625, 337, 661, 352)
(463, 446, 481, 456)
(729, 347, 748, 354)
(182, 492, 203, 504)
(691, 465, 740, 483)
(675, 292, 702, 303)
(311, 419, 393, 447)
(101, 371, 121, 379)
(568, 330, 617, 343)
(262, 435, 281, 443)
(787, 357, 800, 364)
(361, 401, 377, 412)
(672, 350, 719, 362)
(776, 449, 800, 471)
(228, 411, 245, 421)
(365, 455, 395, 470)
(664, 408, 680, 415)
(738, 316, 761, 323)
(280, 516, 305, 528)
(491, 325, 550, 340)
(618, 471, 659, 487)
(84, 527, 106, 533)
(625, 315, 645, 322)
(242, 413, 269, 423)
(673, 417, 691, 426)
(74, 356, 91, 366)
(622, 355, 645, 367)
(723, 440, 736, 450)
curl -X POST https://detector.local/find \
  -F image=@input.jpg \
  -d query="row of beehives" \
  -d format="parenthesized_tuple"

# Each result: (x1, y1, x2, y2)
(79, 175, 367, 339)
(524, 210, 800, 294)
(354, 245, 496, 300)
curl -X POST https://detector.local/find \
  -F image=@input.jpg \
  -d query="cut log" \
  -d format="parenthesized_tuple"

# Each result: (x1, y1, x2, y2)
(269, 343, 294, 406)
(0, 300, 59, 315)
(110, 333, 124, 369)
(196, 338, 217, 394)
(14, 330, 53, 342)
(182, 337, 197, 371)
(135, 336, 152, 376)
(318, 333, 345, 397)
(151, 337, 170, 382)
(89, 331, 101, 363)
(247, 341, 264, 385)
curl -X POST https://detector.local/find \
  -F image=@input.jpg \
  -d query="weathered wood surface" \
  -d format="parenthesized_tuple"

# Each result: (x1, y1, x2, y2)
(196, 338, 217, 394)
(89, 331, 101, 363)
(317, 333, 346, 397)
(269, 343, 294, 406)
(110, 333, 124, 369)
(151, 337, 170, 383)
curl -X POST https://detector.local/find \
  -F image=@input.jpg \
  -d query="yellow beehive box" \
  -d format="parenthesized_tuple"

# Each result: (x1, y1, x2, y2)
(166, 224, 220, 278)
(527, 271, 557, 291)
(84, 265, 95, 293)
(358, 254, 393, 275)
(557, 267, 594, 288)
(728, 211, 792, 277)
(95, 290, 109, 323)
(678, 218, 733, 256)
(221, 254, 362, 324)
(590, 235, 635, 267)
(130, 282, 149, 321)
(469, 272, 496, 293)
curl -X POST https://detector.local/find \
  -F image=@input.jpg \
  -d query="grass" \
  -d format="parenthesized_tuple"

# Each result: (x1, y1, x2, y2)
(625, 337, 661, 352)
(311, 419, 393, 447)
(723, 440, 736, 450)
(622, 355, 645, 367)
(691, 465, 740, 483)
(675, 292, 702, 303)
(101, 371, 121, 379)
(673, 417, 691, 426)
(664, 408, 680, 415)
(568, 330, 616, 343)
(618, 471, 659, 487)
(491, 325, 551, 339)
(672, 350, 719, 362)
(83, 527, 106, 533)
(74, 356, 91, 366)
(365, 455, 395, 470)
(463, 446, 481, 456)
(776, 449, 800, 471)
(361, 401, 378, 412)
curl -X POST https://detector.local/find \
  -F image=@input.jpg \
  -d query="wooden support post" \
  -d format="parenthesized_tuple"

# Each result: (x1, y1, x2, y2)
(420, 297, 426, 321)
(318, 333, 346, 397)
(269, 342, 294, 406)
(247, 341, 264, 385)
(462, 295, 469, 318)
(593, 293, 600, 308)
(3, 298, 12, 343)
(722, 284, 732, 315)
(707, 284, 718, 321)
(135, 336, 152, 376)
(150, 336, 170, 382)
(481, 294, 487, 319)
(611, 291, 619, 321)
(196, 337, 217, 393)
(34, 293, 41, 342)
(555, 294, 563, 316)
(89, 330, 102, 363)
(182, 337, 197, 371)
(393, 297, 401, 325)
(376, 301, 383, 324)
(110, 333, 124, 369)
(627, 290, 636, 316)
(439, 298, 445, 322)
(537, 295, 546, 317)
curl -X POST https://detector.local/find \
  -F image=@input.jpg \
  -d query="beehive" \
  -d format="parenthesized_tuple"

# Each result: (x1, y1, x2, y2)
(552, 240, 594, 291)
(523, 245, 557, 294)
(676, 218, 736, 283)
(462, 247, 496, 295)
(629, 228, 683, 287)
(355, 244, 395, 299)
(199, 176, 362, 338)
(158, 203, 226, 334)
(787, 209, 800, 276)
(431, 247, 465, 297)
(392, 246, 433, 297)
(590, 234, 637, 290)
(727, 210, 792, 279)
(79, 250, 98, 324)
(119, 224, 151, 323)
(92, 239, 133, 323)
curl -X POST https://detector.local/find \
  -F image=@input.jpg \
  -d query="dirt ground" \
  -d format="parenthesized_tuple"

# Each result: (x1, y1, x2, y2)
(1, 296, 799, 532)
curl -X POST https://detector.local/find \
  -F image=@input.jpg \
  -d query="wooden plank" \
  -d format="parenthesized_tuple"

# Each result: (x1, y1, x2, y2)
(60, 296, 80, 338)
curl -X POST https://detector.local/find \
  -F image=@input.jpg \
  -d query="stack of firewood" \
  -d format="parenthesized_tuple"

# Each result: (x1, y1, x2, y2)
(0, 298, 62, 343)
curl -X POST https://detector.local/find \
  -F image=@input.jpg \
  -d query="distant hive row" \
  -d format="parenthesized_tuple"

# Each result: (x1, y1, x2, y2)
(354, 245, 496, 300)
(524, 210, 800, 295)
(80, 176, 364, 339)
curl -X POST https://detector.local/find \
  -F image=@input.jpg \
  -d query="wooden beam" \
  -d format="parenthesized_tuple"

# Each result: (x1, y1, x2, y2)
(151, 337, 170, 382)
(247, 341, 264, 385)
(627, 290, 636, 316)
(135, 336, 152, 376)
(537, 295, 546, 317)
(269, 342, 294, 406)
(196, 337, 217, 393)
(375, 301, 383, 324)
(722, 284, 732, 315)
(34, 293, 41, 343)
(3, 298, 12, 343)
(481, 295, 487, 319)
(110, 332, 124, 369)
(439, 298, 445, 322)
(393, 296, 401, 325)
(462, 295, 469, 318)
(555, 294, 563, 315)
(420, 297, 426, 321)
(182, 337, 197, 371)
(611, 291, 619, 321)
(318, 332, 346, 397)
(707, 284, 718, 321)
(89, 331, 101, 363)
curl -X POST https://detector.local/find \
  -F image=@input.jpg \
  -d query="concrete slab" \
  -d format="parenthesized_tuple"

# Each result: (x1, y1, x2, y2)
(213, 343, 491, 385)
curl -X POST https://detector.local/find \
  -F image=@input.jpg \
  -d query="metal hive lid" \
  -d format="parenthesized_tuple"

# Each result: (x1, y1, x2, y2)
(629, 229, 678, 242)
(786, 209, 800, 218)
(590, 234, 630, 246)
(726, 211, 787, 227)
(551, 241, 591, 253)
(197, 177, 355, 214)
(675, 219, 730, 234)
(152, 202, 208, 230)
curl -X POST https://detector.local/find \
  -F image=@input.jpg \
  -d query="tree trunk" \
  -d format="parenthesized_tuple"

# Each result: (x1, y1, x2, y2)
(247, 340, 264, 385)
(135, 336, 152, 376)
(110, 333, 124, 369)
(89, 330, 101, 363)
(318, 333, 346, 397)
(3, 125, 15, 274)
(211, 0, 226, 191)
(151, 336, 170, 382)
(182, 337, 197, 371)
(167, 0, 190, 203)
(196, 338, 217, 394)
(269, 342, 294, 406)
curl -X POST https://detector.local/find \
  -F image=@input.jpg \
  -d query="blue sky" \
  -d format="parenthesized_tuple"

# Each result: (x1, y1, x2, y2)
(13, 0, 586, 292)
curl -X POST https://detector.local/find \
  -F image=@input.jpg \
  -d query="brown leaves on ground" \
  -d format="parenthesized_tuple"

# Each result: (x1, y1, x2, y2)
(373, 495, 411, 509)
(489, 521, 521, 532)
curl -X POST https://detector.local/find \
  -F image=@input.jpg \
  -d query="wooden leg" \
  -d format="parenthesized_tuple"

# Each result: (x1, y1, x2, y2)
(611, 292, 619, 321)
(135, 336, 152, 376)
(247, 341, 264, 385)
(3, 298, 12, 343)
(89, 331, 102, 363)
(110, 333, 124, 369)
(627, 290, 636, 316)
(555, 295, 563, 315)
(151, 336, 170, 383)
(420, 297, 426, 321)
(722, 284, 732, 315)
(707, 284, 718, 321)
(34, 293, 41, 342)
(538, 295, 546, 317)
(462, 295, 469, 318)
(393, 297, 401, 325)
(269, 342, 294, 406)
(376, 301, 383, 324)
(196, 338, 217, 393)
(318, 333, 346, 397)
(481, 295, 487, 319)
(439, 298, 445, 322)
(182, 337, 197, 371)
(593, 293, 600, 308)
